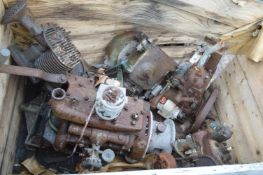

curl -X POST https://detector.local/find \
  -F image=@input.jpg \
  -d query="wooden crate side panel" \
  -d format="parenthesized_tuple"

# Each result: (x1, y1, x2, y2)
(0, 0, 11, 122)
(0, 76, 19, 166)
(6, 0, 234, 35)
(154, 0, 263, 28)
(0, 0, 22, 174)
(0, 1, 13, 165)
(237, 56, 263, 117)
(0, 78, 24, 175)
(215, 57, 263, 163)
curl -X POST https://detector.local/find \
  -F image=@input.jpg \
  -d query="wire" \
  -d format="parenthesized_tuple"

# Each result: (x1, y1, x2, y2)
(69, 102, 96, 157)
(48, 117, 58, 132)
(47, 109, 58, 132)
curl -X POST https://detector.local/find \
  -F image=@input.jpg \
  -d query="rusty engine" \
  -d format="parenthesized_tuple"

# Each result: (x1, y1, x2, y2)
(0, 1, 234, 173)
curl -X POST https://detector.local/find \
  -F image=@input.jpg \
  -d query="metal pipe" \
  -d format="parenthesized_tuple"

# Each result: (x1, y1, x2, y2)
(54, 121, 90, 150)
(68, 123, 135, 149)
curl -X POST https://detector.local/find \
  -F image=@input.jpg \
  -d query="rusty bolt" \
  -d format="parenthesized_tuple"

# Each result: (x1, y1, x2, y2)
(111, 118, 117, 124)
(72, 98, 78, 103)
(137, 140, 147, 149)
(131, 120, 137, 125)
(157, 123, 166, 133)
(118, 135, 124, 141)
(70, 98, 79, 105)
(59, 75, 67, 82)
(159, 96, 167, 104)
(124, 106, 128, 111)
(84, 96, 89, 101)
(131, 113, 139, 120)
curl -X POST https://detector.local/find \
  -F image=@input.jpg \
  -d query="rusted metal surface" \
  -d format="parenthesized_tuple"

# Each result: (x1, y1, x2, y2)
(128, 112, 153, 160)
(68, 123, 136, 149)
(191, 88, 220, 132)
(50, 99, 146, 132)
(47, 73, 153, 160)
(43, 25, 80, 68)
(149, 66, 212, 120)
(184, 66, 210, 100)
(0, 65, 67, 84)
(49, 75, 148, 132)
(192, 130, 211, 154)
(192, 130, 231, 164)
(34, 25, 81, 73)
(146, 152, 177, 169)
(154, 152, 177, 169)
(53, 102, 152, 161)
(129, 46, 175, 89)
(204, 52, 222, 74)
(54, 121, 90, 150)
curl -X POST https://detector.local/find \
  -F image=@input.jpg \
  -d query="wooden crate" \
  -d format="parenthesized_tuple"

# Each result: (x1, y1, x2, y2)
(1, 0, 263, 174)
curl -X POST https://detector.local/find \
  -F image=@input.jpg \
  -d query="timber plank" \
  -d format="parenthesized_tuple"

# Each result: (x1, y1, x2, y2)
(0, 78, 24, 175)
(154, 0, 263, 28)
(214, 74, 252, 163)
(215, 59, 263, 163)
(0, 76, 20, 168)
(0, 0, 12, 123)
(6, 0, 234, 37)
(237, 56, 263, 118)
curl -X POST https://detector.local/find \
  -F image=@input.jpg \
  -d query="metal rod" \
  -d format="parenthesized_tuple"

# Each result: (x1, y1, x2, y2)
(0, 65, 67, 84)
